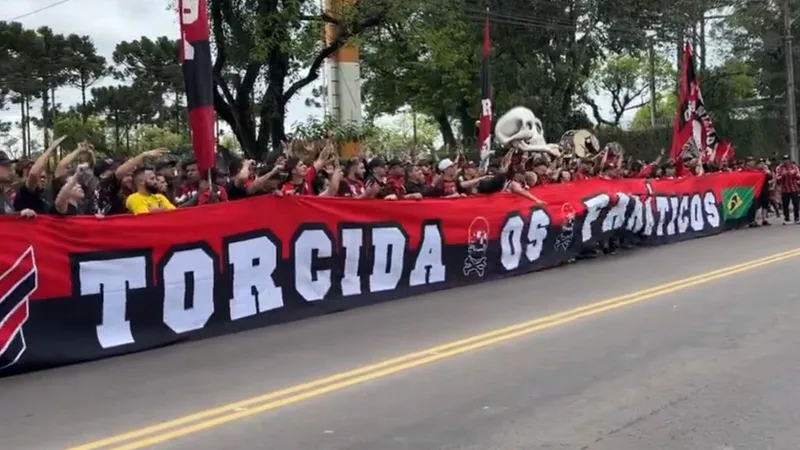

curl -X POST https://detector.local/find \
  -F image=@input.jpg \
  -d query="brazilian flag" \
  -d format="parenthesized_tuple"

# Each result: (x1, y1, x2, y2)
(722, 186, 754, 220)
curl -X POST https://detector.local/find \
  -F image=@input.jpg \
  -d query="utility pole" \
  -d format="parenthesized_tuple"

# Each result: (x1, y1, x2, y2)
(784, 0, 798, 161)
(649, 37, 657, 127)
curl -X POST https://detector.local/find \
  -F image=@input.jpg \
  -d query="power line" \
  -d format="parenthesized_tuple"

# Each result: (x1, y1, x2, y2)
(5, 0, 74, 21)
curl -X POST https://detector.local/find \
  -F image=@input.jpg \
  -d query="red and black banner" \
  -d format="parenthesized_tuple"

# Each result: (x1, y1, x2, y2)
(179, 0, 216, 172)
(670, 42, 722, 164)
(478, 12, 492, 168)
(0, 173, 764, 375)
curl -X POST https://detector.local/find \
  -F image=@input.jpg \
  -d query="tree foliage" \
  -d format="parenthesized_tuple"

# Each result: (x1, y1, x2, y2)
(0, 21, 188, 157)
(630, 93, 677, 130)
(202, 0, 412, 158)
(584, 52, 674, 127)
(0, 0, 788, 160)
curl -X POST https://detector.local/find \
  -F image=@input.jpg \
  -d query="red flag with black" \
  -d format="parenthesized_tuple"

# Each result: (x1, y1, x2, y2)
(179, 0, 216, 173)
(670, 42, 722, 168)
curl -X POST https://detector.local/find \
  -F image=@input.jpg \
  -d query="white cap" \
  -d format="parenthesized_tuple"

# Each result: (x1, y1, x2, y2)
(438, 158, 454, 171)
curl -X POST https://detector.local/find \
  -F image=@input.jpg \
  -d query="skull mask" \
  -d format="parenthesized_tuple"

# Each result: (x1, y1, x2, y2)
(494, 107, 554, 154)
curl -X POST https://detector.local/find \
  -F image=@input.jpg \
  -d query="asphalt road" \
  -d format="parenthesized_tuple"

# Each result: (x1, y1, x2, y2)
(3, 225, 800, 450)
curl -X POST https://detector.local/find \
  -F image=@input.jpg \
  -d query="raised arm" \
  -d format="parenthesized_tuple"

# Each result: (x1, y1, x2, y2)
(26, 135, 66, 190)
(115, 148, 167, 179)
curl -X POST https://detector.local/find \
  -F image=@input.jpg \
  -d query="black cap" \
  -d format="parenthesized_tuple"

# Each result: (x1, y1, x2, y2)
(343, 157, 360, 174)
(265, 151, 285, 166)
(368, 157, 386, 170)
(155, 160, 178, 172)
(93, 158, 117, 177)
(387, 158, 405, 168)
(182, 157, 198, 169)
(783, 154, 791, 160)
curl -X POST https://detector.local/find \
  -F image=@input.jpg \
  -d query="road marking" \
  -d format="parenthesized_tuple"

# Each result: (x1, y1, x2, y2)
(67, 247, 800, 450)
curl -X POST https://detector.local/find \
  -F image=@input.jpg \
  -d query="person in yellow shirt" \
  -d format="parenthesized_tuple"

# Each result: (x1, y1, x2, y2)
(126, 167, 176, 215)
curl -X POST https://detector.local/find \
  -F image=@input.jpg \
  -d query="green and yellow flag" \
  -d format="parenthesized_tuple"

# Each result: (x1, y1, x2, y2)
(722, 186, 754, 220)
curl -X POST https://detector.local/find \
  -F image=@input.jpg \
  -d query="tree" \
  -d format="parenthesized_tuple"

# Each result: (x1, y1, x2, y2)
(91, 85, 135, 152)
(630, 92, 677, 130)
(52, 110, 109, 153)
(134, 124, 189, 154)
(699, 58, 757, 119)
(721, 0, 788, 114)
(65, 34, 107, 122)
(363, 112, 441, 158)
(1, 22, 45, 157)
(203, 0, 404, 159)
(361, 0, 669, 148)
(32, 26, 72, 146)
(360, 0, 478, 149)
(584, 53, 674, 127)
(113, 36, 185, 132)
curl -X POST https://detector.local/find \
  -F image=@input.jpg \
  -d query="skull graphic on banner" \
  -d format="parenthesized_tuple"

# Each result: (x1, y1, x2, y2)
(463, 217, 490, 277)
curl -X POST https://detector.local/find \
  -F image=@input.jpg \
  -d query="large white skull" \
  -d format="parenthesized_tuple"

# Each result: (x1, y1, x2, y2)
(494, 107, 553, 154)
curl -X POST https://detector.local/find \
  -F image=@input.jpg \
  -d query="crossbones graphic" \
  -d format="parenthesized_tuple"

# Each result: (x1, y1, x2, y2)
(554, 203, 577, 252)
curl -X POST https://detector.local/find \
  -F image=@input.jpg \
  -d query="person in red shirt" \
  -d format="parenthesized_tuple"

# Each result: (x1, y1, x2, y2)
(385, 158, 407, 199)
(281, 142, 335, 196)
(573, 157, 594, 181)
(430, 158, 465, 197)
(177, 158, 202, 201)
(418, 159, 434, 185)
(196, 172, 229, 205)
(338, 158, 368, 198)
(281, 156, 315, 195)
(661, 161, 678, 179)
(775, 154, 800, 224)
(530, 158, 551, 186)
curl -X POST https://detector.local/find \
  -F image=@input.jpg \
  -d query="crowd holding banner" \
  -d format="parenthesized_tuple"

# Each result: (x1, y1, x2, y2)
(0, 28, 790, 375)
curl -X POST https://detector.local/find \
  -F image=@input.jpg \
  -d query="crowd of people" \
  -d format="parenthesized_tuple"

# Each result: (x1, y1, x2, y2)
(0, 133, 798, 227)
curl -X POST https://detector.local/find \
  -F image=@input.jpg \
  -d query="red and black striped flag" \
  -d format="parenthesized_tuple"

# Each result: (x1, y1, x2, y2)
(478, 12, 493, 168)
(669, 42, 721, 165)
(179, 0, 216, 173)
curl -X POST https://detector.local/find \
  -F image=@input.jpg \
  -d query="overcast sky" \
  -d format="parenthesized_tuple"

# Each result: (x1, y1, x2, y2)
(1, 0, 323, 148)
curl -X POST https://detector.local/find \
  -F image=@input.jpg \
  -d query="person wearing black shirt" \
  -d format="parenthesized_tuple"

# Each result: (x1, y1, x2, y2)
(365, 157, 392, 199)
(14, 135, 65, 213)
(155, 159, 180, 199)
(93, 149, 167, 215)
(404, 165, 428, 199)
(225, 159, 253, 200)
(54, 170, 86, 216)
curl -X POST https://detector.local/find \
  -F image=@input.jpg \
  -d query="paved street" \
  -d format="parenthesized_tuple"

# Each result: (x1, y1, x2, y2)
(3, 225, 800, 450)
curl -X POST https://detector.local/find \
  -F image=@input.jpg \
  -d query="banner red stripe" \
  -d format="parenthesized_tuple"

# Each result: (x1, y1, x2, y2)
(0, 173, 763, 302)
(0, 302, 28, 355)
(0, 248, 35, 306)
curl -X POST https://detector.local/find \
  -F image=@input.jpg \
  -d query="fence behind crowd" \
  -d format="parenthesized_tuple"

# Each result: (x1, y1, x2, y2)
(0, 172, 764, 376)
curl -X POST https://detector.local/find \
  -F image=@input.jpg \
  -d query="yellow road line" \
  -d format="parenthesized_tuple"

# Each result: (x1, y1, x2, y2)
(67, 247, 800, 450)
